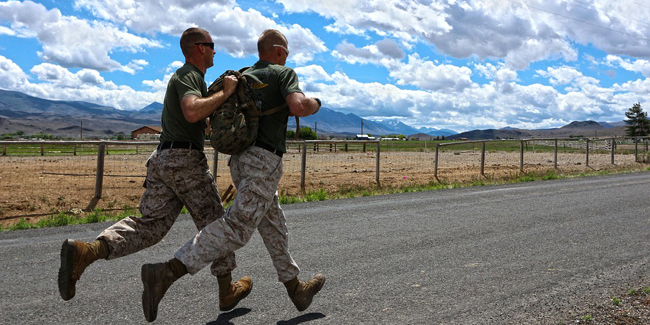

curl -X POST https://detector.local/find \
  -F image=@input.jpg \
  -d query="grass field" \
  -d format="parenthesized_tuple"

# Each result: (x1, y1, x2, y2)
(1, 139, 648, 229)
(2, 138, 647, 156)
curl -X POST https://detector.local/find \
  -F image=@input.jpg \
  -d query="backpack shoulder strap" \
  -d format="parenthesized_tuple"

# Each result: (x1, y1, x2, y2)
(259, 103, 299, 140)
(260, 103, 288, 116)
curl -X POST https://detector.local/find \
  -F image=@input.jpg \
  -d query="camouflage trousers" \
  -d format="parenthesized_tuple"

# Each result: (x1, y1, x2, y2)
(175, 146, 300, 283)
(97, 148, 237, 277)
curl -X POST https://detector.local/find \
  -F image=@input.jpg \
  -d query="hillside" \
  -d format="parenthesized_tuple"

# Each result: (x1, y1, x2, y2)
(0, 89, 160, 138)
(0, 89, 454, 138)
(0, 89, 628, 139)
(447, 120, 626, 140)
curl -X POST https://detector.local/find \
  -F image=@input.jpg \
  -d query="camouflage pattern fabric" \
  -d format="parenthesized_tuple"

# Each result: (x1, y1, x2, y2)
(97, 148, 237, 277)
(208, 69, 262, 155)
(174, 146, 300, 283)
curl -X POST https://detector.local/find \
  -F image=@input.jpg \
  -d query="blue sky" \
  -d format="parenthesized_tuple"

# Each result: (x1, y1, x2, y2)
(1, 0, 650, 132)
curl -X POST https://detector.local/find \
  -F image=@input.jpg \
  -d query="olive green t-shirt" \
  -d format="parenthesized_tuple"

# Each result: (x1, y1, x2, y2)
(244, 61, 302, 153)
(159, 63, 207, 150)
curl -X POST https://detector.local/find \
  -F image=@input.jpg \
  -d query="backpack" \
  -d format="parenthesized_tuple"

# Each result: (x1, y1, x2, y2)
(207, 67, 288, 155)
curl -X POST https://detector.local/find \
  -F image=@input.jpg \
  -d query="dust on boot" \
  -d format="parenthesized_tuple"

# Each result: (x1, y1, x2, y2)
(217, 273, 253, 311)
(284, 274, 326, 312)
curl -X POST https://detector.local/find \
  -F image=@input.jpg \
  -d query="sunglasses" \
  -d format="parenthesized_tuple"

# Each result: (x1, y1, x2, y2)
(273, 44, 289, 56)
(195, 42, 215, 50)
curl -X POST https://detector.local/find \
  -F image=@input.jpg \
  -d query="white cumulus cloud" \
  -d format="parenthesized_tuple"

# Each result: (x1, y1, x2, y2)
(0, 1, 162, 71)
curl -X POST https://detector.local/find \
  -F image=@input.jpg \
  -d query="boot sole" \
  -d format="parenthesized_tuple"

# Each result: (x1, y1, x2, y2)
(58, 239, 76, 301)
(141, 264, 158, 322)
(219, 281, 253, 311)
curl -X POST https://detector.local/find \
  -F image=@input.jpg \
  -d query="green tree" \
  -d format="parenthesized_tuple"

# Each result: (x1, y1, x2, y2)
(625, 103, 650, 137)
(34, 131, 53, 140)
(286, 130, 296, 139)
(297, 126, 317, 140)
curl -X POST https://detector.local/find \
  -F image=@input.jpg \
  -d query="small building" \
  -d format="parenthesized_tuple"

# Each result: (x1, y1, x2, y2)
(132, 126, 162, 140)
(355, 134, 376, 140)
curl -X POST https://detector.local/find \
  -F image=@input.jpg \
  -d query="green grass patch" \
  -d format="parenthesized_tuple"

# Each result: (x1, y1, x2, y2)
(2, 165, 649, 232)
(0, 207, 138, 231)
(1, 143, 152, 157)
(275, 168, 647, 207)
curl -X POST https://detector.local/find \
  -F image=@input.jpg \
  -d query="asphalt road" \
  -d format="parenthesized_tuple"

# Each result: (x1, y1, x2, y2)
(1, 172, 649, 325)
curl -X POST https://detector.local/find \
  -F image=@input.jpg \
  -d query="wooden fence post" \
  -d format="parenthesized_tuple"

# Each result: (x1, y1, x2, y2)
(85, 142, 106, 211)
(554, 139, 558, 169)
(480, 141, 486, 177)
(586, 139, 590, 167)
(519, 140, 524, 173)
(41, 143, 44, 156)
(434, 143, 440, 182)
(376, 142, 380, 187)
(73, 144, 77, 156)
(301, 142, 307, 193)
(635, 138, 639, 163)
(2, 145, 6, 156)
(610, 138, 615, 165)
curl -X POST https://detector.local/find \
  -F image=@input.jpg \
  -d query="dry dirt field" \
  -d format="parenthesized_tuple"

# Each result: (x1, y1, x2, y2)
(1, 148, 647, 226)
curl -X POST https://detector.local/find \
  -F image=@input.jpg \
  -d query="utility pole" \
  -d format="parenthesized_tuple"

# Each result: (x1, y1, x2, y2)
(80, 121, 83, 139)
(361, 120, 364, 135)
(315, 121, 317, 138)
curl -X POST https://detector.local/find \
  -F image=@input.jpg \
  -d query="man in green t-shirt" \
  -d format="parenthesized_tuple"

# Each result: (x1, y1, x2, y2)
(140, 29, 325, 322)
(57, 27, 251, 313)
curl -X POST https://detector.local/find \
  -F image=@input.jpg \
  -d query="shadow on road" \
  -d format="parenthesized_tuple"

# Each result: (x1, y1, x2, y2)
(277, 312, 326, 324)
(206, 308, 252, 325)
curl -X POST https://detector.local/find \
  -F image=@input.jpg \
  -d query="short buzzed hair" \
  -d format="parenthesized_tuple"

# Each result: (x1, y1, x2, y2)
(257, 29, 288, 55)
(180, 27, 209, 57)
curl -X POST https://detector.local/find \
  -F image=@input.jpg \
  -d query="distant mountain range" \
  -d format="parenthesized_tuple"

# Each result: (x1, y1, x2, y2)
(286, 108, 456, 138)
(0, 89, 627, 139)
(0, 90, 164, 138)
(447, 120, 627, 140)
(0, 89, 454, 138)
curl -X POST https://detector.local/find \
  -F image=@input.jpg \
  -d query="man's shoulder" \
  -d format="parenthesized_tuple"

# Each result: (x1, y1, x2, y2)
(175, 63, 204, 79)
(268, 64, 294, 75)
(248, 61, 294, 74)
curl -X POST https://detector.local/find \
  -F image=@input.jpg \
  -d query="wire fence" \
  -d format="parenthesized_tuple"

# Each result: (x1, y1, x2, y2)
(0, 137, 648, 222)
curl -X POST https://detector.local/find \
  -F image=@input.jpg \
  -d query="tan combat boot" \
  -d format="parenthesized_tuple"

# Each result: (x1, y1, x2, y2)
(284, 274, 326, 311)
(58, 239, 107, 301)
(141, 262, 181, 322)
(218, 273, 253, 311)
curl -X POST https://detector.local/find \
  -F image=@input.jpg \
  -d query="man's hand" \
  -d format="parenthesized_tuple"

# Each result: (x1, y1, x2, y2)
(181, 75, 240, 123)
(223, 75, 238, 97)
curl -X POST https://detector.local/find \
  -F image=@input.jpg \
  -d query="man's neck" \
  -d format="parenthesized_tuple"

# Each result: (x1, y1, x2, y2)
(259, 55, 282, 65)
(186, 59, 206, 74)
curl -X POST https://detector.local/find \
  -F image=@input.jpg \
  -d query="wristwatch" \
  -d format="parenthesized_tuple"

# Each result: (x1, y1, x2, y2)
(314, 98, 322, 108)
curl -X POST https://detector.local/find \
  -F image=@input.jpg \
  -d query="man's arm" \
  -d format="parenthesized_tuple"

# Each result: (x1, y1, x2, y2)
(287, 92, 321, 117)
(181, 75, 238, 123)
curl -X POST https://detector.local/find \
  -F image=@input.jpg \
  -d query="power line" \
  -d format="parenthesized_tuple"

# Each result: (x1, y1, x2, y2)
(628, 0, 650, 10)
(507, 0, 650, 42)
(561, 0, 650, 30)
